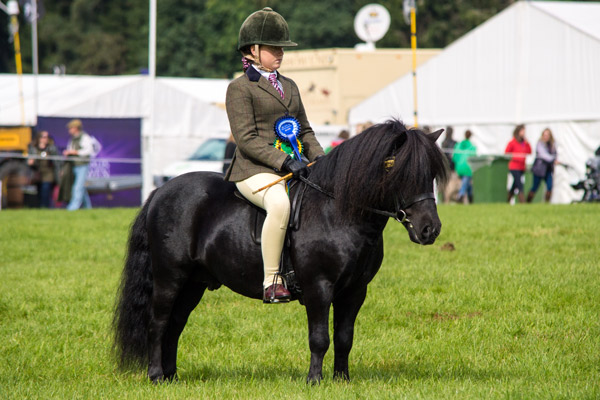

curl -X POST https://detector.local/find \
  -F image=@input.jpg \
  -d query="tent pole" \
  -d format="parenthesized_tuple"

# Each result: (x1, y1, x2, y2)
(11, 14, 26, 126)
(410, 5, 418, 128)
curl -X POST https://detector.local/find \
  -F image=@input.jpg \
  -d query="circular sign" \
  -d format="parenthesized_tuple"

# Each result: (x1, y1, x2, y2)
(354, 4, 391, 43)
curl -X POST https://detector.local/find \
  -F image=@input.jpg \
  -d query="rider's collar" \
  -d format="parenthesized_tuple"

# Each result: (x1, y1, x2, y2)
(246, 66, 262, 82)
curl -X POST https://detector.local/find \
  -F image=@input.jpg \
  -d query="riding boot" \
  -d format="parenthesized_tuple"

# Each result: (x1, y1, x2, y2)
(518, 192, 525, 204)
(263, 283, 291, 303)
(545, 191, 552, 203)
(526, 191, 535, 203)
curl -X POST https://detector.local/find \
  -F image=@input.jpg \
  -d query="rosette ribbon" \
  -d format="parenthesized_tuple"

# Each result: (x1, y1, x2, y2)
(274, 115, 302, 161)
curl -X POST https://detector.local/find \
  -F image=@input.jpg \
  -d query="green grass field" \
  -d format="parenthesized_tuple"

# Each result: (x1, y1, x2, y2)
(0, 204, 598, 399)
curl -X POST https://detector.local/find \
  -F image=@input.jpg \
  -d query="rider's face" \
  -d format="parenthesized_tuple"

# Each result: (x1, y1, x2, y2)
(254, 45, 284, 71)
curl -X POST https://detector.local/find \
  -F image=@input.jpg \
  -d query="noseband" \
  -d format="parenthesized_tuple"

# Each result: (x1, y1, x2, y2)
(369, 192, 435, 224)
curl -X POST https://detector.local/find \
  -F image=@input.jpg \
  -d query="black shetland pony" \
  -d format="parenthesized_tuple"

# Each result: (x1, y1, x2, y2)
(113, 120, 447, 384)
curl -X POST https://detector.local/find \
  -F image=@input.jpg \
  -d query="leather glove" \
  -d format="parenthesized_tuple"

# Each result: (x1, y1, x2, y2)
(282, 156, 308, 178)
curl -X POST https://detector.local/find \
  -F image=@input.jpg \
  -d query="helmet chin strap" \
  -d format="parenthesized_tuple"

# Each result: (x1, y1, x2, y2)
(247, 44, 275, 73)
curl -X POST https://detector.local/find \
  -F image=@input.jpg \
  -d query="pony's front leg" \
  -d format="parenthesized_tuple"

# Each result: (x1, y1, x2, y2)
(303, 288, 333, 384)
(332, 286, 368, 381)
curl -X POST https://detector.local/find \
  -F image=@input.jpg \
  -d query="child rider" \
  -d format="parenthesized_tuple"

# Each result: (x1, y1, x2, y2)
(224, 7, 325, 303)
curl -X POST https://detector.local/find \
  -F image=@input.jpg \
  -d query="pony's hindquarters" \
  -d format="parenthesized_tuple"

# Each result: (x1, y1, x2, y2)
(112, 190, 156, 368)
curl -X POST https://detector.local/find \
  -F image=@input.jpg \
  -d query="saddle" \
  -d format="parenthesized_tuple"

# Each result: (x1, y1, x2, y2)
(233, 180, 308, 303)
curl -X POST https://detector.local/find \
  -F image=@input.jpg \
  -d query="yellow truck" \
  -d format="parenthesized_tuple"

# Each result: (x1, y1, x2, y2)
(0, 127, 32, 208)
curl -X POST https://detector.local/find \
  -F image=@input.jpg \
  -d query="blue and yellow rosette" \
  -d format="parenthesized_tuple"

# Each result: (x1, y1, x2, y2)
(274, 115, 303, 160)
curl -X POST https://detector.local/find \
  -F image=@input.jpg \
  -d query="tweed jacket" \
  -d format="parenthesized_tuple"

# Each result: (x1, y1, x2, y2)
(224, 66, 324, 182)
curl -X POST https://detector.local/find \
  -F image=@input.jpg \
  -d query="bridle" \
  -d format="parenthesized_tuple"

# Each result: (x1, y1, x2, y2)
(295, 153, 437, 243)
(364, 192, 435, 224)
(297, 176, 435, 226)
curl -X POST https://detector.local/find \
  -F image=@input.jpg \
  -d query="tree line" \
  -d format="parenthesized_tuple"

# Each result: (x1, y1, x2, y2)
(1, 0, 520, 79)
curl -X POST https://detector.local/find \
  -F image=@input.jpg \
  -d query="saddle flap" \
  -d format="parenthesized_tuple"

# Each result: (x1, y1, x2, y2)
(234, 189, 265, 244)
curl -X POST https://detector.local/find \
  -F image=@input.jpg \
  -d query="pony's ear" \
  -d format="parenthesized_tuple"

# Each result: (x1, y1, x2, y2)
(429, 129, 444, 142)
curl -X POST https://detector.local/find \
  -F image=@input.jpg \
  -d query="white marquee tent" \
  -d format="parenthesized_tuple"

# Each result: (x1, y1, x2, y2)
(349, 1, 600, 203)
(0, 74, 231, 198)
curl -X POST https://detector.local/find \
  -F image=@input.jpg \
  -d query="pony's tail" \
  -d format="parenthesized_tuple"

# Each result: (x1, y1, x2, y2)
(112, 190, 156, 368)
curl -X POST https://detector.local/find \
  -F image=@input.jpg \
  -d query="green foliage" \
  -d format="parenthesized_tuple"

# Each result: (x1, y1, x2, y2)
(2, 0, 521, 77)
(0, 204, 599, 398)
(5, 0, 590, 78)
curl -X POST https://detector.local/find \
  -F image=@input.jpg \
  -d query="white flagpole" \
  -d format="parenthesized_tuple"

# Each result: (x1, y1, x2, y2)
(143, 0, 157, 201)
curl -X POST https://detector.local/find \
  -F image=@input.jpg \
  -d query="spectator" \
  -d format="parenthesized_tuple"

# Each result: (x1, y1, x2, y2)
(440, 126, 460, 203)
(27, 131, 60, 208)
(527, 128, 558, 203)
(504, 124, 531, 203)
(222, 133, 237, 174)
(61, 119, 95, 210)
(452, 130, 477, 204)
(324, 129, 349, 153)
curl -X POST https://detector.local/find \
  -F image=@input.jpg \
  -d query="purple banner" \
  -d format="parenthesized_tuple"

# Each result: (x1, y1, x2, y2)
(37, 117, 142, 207)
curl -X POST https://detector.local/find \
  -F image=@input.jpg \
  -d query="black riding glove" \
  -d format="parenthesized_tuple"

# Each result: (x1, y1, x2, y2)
(282, 156, 308, 178)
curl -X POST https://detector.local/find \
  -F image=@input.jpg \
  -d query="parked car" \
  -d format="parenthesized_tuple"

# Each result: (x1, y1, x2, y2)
(154, 138, 227, 187)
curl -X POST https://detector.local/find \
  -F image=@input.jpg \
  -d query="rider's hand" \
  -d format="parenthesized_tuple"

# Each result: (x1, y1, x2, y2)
(283, 156, 308, 178)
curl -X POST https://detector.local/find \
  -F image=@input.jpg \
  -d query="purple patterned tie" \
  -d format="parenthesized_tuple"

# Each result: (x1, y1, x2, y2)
(268, 73, 284, 99)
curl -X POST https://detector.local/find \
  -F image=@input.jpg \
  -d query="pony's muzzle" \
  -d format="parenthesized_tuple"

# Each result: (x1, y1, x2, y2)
(420, 224, 440, 244)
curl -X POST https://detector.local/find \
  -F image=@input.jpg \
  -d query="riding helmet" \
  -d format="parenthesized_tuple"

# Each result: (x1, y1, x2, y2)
(238, 7, 298, 50)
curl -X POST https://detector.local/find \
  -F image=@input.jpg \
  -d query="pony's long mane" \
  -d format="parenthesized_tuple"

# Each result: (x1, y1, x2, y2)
(310, 120, 448, 216)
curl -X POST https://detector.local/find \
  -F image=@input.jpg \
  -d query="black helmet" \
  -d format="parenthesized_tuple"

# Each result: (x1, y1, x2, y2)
(238, 7, 298, 50)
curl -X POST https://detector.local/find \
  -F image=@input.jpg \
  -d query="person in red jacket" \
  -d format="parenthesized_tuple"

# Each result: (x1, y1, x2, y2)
(504, 124, 532, 203)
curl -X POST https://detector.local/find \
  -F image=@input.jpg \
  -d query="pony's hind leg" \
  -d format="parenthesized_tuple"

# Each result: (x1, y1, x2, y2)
(332, 286, 368, 381)
(147, 271, 194, 383)
(161, 279, 207, 380)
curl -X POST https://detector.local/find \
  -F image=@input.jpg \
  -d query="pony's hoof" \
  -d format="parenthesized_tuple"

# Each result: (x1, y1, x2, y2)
(148, 368, 165, 384)
(163, 372, 178, 383)
(333, 371, 350, 382)
(149, 375, 177, 385)
(306, 373, 322, 385)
